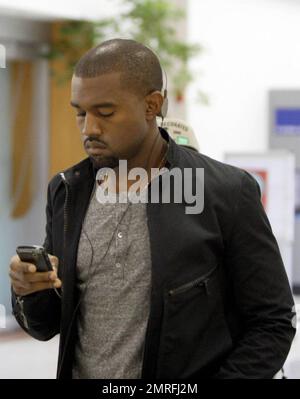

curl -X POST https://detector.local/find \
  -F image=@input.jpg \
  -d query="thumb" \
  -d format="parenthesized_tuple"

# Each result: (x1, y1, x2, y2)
(48, 255, 59, 272)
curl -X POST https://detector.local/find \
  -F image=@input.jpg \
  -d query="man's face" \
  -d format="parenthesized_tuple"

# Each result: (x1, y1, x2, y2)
(71, 72, 150, 169)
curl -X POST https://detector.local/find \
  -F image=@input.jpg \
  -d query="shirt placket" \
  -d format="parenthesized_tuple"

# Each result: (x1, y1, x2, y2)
(113, 203, 130, 282)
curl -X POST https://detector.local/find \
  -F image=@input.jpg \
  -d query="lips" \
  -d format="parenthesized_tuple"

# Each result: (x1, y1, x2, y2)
(85, 141, 107, 155)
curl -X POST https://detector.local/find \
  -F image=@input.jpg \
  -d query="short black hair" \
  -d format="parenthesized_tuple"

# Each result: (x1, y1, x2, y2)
(74, 38, 163, 97)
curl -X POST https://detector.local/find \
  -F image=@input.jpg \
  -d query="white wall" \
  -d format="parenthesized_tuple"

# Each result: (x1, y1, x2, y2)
(187, 0, 300, 161)
(0, 0, 124, 21)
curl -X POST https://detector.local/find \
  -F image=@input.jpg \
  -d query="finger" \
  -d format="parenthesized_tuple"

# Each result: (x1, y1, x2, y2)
(48, 255, 59, 271)
(9, 269, 57, 286)
(27, 279, 62, 294)
(12, 281, 32, 295)
(13, 279, 62, 296)
(10, 256, 36, 273)
(9, 270, 26, 284)
(13, 286, 26, 296)
(23, 271, 58, 283)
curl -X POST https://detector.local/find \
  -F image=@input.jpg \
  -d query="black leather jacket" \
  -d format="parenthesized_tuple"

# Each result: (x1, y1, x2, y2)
(12, 129, 296, 379)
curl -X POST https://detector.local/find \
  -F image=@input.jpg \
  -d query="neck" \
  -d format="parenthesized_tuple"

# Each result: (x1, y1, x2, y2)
(113, 127, 166, 171)
(112, 127, 168, 193)
(144, 128, 168, 170)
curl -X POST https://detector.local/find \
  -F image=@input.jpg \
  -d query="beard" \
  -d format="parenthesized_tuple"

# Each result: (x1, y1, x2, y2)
(89, 154, 119, 170)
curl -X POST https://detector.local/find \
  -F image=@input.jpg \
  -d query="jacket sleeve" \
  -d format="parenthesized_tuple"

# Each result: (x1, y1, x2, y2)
(215, 171, 296, 379)
(11, 182, 61, 341)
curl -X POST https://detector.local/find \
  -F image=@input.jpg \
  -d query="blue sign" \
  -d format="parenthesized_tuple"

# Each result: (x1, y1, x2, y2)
(275, 108, 300, 135)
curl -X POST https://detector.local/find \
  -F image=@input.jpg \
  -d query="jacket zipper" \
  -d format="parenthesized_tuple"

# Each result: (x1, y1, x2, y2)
(59, 172, 70, 297)
(57, 172, 75, 378)
(168, 265, 218, 297)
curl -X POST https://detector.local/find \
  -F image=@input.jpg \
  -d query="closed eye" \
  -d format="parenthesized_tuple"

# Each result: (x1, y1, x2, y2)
(76, 112, 114, 118)
(98, 111, 114, 118)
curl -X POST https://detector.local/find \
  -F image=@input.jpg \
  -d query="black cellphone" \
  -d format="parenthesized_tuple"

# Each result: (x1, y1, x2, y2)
(16, 245, 53, 272)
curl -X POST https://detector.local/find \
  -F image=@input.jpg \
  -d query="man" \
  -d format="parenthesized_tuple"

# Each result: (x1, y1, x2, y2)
(9, 39, 296, 379)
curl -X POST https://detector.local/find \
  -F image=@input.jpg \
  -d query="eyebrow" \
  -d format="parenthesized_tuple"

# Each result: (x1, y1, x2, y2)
(70, 101, 115, 109)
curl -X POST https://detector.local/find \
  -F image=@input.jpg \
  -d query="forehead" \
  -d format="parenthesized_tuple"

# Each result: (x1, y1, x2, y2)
(71, 72, 126, 106)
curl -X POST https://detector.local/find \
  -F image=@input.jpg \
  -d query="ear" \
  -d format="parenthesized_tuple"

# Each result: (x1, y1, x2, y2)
(145, 91, 164, 121)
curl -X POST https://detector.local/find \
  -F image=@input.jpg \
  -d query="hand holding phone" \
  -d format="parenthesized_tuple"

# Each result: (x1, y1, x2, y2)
(16, 245, 53, 272)
(9, 245, 61, 297)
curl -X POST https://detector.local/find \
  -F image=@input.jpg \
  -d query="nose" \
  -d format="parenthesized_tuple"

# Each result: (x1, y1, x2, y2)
(82, 112, 102, 136)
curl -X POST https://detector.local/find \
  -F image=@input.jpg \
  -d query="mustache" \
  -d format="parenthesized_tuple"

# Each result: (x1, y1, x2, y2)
(84, 137, 106, 147)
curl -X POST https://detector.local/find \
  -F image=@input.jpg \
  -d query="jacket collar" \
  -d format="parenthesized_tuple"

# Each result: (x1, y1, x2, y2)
(160, 126, 177, 168)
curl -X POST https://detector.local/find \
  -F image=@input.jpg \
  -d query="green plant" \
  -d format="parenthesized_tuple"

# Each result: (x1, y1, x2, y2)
(118, 0, 202, 100)
(43, 19, 115, 84)
(44, 0, 206, 103)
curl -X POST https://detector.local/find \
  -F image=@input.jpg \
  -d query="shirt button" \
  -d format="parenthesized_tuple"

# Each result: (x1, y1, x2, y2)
(117, 232, 123, 239)
(116, 263, 121, 268)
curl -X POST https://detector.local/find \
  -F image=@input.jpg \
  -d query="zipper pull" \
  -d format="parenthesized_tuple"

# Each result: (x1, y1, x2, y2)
(16, 296, 29, 330)
(60, 172, 67, 184)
